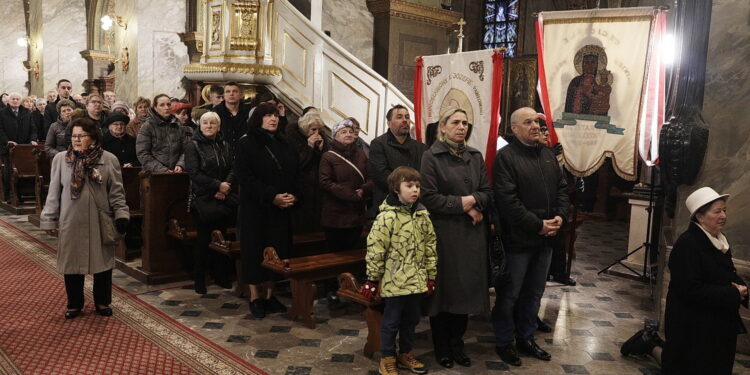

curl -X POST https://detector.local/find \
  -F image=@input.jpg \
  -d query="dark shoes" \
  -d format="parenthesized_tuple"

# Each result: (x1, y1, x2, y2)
(96, 305, 113, 317)
(264, 296, 288, 313)
(536, 317, 553, 333)
(495, 344, 522, 366)
(215, 279, 233, 289)
(517, 338, 551, 361)
(249, 299, 266, 319)
(194, 278, 207, 294)
(436, 356, 453, 368)
(452, 349, 471, 367)
(553, 276, 577, 286)
(64, 309, 82, 319)
(621, 328, 662, 357)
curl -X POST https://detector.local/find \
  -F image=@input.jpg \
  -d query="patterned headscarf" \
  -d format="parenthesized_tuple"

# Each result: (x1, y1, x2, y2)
(65, 144, 104, 200)
(332, 119, 354, 138)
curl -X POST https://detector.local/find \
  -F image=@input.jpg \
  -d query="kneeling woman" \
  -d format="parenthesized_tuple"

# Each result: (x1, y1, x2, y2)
(41, 118, 129, 319)
(621, 187, 748, 375)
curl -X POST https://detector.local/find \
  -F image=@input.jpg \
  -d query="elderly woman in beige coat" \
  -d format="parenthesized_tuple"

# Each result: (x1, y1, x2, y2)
(41, 117, 129, 319)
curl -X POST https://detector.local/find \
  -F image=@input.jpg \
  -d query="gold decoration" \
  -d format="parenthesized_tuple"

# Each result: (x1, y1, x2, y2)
(211, 9, 222, 47)
(425, 65, 442, 85)
(183, 62, 282, 76)
(230, 1, 259, 51)
(120, 47, 129, 72)
(469, 61, 484, 82)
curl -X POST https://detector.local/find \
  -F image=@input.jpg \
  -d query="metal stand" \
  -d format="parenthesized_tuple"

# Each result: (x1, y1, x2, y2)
(598, 173, 658, 289)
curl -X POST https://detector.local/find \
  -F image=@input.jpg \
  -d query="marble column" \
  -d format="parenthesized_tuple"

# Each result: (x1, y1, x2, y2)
(323, 0, 374, 67)
(367, 0, 461, 98)
(40, 0, 88, 95)
(0, 0, 30, 95)
(136, 0, 189, 100)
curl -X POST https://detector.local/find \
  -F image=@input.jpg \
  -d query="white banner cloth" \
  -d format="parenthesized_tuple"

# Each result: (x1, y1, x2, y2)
(541, 8, 655, 180)
(419, 50, 495, 157)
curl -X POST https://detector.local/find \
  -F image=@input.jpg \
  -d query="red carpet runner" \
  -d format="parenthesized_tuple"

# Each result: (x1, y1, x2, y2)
(0, 220, 267, 375)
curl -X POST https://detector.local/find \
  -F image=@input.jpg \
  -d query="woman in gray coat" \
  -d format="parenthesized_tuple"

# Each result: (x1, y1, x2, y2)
(421, 107, 491, 368)
(41, 118, 129, 319)
(44, 99, 76, 158)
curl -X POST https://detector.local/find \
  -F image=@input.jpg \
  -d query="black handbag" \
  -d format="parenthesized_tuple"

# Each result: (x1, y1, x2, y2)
(191, 193, 238, 223)
(488, 233, 510, 289)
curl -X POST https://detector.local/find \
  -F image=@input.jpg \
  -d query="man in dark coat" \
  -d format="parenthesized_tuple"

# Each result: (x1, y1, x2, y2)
(213, 82, 251, 151)
(491, 107, 569, 366)
(0, 93, 39, 201)
(44, 79, 82, 130)
(368, 104, 426, 216)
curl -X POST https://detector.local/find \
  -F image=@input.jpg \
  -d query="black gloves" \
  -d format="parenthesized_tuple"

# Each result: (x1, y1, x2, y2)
(115, 218, 129, 234)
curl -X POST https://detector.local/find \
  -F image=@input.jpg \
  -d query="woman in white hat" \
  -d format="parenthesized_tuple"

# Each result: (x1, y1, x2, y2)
(620, 187, 747, 374)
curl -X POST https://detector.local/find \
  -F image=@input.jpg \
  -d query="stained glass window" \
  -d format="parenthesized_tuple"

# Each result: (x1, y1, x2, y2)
(482, 0, 519, 57)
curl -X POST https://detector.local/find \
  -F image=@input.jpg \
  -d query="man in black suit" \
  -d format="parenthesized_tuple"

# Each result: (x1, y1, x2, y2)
(0, 93, 38, 201)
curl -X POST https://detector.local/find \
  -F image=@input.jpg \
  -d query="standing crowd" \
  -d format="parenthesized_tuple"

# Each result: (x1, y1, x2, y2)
(2, 77, 745, 375)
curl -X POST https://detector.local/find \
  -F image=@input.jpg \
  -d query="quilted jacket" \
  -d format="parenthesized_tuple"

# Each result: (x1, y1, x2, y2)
(366, 194, 437, 297)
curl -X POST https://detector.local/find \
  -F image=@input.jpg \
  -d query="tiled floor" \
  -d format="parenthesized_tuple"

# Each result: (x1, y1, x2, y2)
(6, 212, 750, 375)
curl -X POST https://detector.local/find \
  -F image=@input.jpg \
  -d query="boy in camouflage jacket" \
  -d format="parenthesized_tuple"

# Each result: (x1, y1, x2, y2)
(363, 166, 437, 375)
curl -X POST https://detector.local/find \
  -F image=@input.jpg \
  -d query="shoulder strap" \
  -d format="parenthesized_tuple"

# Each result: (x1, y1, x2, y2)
(265, 145, 283, 171)
(327, 150, 364, 182)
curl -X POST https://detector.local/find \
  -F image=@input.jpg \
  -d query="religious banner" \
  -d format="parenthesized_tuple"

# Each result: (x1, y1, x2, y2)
(536, 8, 667, 180)
(414, 49, 503, 175)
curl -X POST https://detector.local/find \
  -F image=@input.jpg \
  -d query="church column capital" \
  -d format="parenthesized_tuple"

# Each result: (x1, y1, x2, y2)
(366, 0, 462, 28)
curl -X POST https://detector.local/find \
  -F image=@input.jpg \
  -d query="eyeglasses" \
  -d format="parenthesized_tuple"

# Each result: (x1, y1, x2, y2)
(71, 134, 91, 140)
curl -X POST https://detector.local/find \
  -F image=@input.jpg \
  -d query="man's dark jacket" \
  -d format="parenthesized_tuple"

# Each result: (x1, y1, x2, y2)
(213, 101, 251, 150)
(0, 106, 36, 155)
(492, 137, 569, 251)
(368, 130, 426, 213)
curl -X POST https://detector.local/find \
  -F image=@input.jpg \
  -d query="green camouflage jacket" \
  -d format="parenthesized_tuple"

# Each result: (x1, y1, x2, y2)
(366, 195, 438, 297)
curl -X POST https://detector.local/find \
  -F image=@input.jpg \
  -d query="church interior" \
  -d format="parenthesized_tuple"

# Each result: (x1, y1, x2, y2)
(1, 0, 749, 374)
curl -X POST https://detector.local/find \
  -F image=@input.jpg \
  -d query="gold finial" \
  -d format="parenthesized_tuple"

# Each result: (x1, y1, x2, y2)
(455, 18, 466, 53)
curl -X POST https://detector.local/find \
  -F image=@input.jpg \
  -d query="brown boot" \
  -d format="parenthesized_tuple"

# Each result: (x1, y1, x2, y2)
(397, 352, 427, 374)
(379, 356, 398, 375)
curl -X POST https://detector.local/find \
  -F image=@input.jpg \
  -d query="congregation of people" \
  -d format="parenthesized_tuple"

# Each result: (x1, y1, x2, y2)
(2, 76, 745, 375)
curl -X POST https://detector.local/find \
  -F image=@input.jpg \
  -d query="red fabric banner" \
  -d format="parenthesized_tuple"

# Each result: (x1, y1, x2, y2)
(485, 51, 504, 181)
(413, 57, 424, 142)
(535, 16, 558, 145)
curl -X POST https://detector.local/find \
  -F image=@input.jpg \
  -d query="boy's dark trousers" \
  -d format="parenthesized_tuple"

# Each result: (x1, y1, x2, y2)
(380, 293, 423, 358)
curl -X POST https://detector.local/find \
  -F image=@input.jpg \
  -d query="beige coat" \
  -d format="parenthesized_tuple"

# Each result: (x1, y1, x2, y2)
(41, 151, 129, 274)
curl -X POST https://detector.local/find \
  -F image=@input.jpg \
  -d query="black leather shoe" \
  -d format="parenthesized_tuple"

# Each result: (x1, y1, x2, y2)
(264, 296, 288, 313)
(95, 306, 113, 317)
(214, 278, 233, 289)
(194, 278, 207, 294)
(495, 344, 522, 366)
(249, 299, 266, 319)
(437, 357, 453, 368)
(536, 317, 553, 333)
(452, 349, 471, 367)
(620, 328, 660, 357)
(553, 276, 577, 286)
(517, 338, 551, 361)
(64, 309, 82, 319)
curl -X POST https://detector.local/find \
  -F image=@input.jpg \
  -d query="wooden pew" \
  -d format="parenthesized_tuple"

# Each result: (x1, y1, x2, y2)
(114, 167, 143, 261)
(115, 171, 190, 284)
(0, 144, 42, 214)
(28, 148, 51, 227)
(337, 272, 383, 358)
(209, 231, 328, 297)
(262, 247, 366, 329)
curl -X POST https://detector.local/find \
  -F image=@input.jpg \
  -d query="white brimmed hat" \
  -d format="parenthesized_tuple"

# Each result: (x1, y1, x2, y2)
(685, 187, 729, 217)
